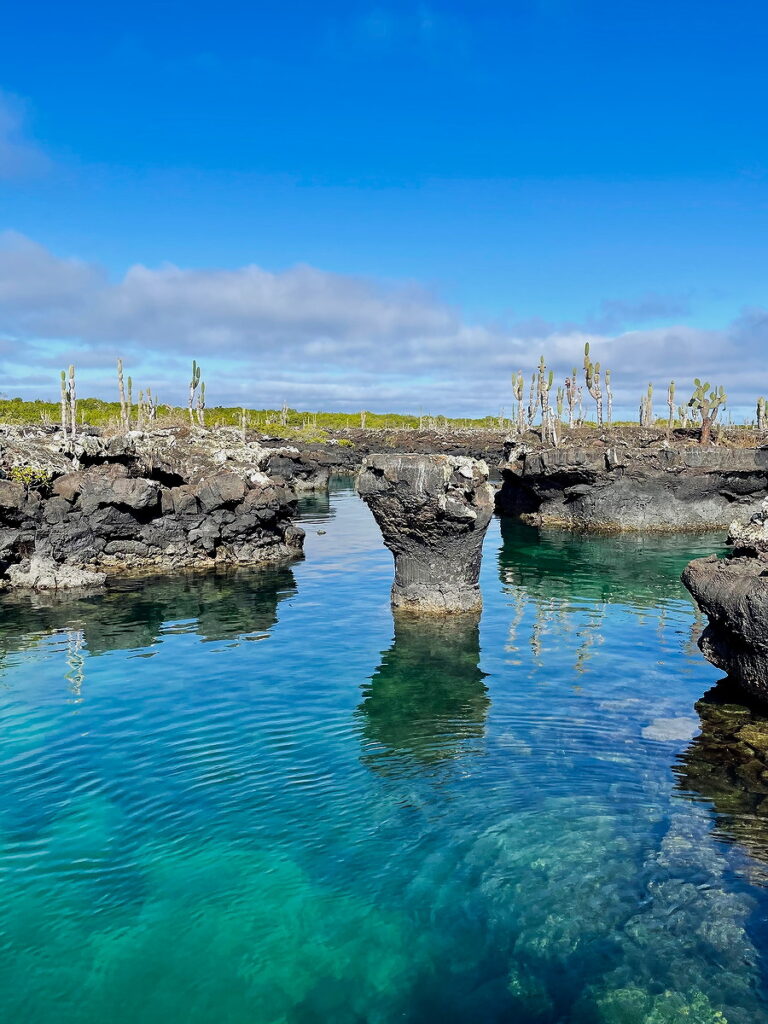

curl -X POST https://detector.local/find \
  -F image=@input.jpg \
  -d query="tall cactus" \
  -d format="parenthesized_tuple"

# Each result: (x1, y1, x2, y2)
(512, 372, 525, 434)
(59, 369, 68, 435)
(189, 360, 201, 425)
(688, 379, 727, 445)
(639, 383, 654, 428)
(536, 354, 554, 419)
(584, 342, 602, 426)
(197, 379, 206, 428)
(526, 371, 537, 428)
(68, 365, 77, 440)
(667, 381, 676, 438)
(757, 396, 766, 431)
(117, 358, 129, 431)
(605, 368, 613, 426)
(556, 385, 564, 421)
(564, 368, 578, 428)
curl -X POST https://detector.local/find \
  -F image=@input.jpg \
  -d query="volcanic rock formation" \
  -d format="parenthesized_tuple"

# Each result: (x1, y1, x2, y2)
(0, 427, 305, 590)
(497, 441, 768, 532)
(357, 454, 494, 612)
(683, 499, 768, 700)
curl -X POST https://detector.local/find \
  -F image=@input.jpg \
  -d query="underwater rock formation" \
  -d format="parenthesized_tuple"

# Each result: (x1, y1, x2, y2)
(676, 683, 768, 870)
(497, 441, 768, 531)
(357, 454, 494, 612)
(0, 432, 305, 589)
(683, 500, 768, 701)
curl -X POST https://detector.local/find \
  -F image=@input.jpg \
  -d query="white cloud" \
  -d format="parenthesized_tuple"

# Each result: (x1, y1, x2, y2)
(0, 94, 49, 179)
(0, 230, 765, 415)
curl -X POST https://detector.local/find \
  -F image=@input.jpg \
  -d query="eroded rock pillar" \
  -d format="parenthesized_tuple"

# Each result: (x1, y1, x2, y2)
(357, 454, 494, 613)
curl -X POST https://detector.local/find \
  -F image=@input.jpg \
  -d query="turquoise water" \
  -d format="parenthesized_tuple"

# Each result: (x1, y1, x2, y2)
(1, 478, 767, 1023)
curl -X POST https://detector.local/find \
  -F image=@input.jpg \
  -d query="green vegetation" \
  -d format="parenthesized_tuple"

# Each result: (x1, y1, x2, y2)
(8, 466, 51, 490)
(0, 397, 515, 432)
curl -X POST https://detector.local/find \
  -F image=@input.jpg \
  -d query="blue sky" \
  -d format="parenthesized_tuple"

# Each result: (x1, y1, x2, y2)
(1, 0, 767, 415)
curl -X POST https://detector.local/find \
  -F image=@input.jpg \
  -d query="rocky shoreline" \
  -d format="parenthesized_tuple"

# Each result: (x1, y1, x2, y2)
(265, 425, 768, 534)
(0, 425, 307, 590)
(683, 501, 768, 701)
(497, 439, 768, 532)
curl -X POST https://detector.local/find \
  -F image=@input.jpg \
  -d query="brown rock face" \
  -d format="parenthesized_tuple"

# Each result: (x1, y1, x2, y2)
(357, 454, 494, 613)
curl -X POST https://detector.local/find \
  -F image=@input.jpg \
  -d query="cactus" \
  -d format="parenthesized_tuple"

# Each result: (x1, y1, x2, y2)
(527, 371, 537, 428)
(512, 372, 525, 434)
(360, 410, 367, 429)
(196, 379, 206, 428)
(605, 368, 613, 426)
(240, 407, 248, 441)
(757, 396, 766, 431)
(536, 355, 554, 419)
(688, 378, 727, 445)
(542, 406, 560, 447)
(584, 342, 603, 426)
(117, 358, 129, 431)
(59, 370, 68, 435)
(556, 385, 564, 421)
(68, 364, 77, 440)
(677, 403, 689, 429)
(639, 382, 654, 428)
(667, 381, 676, 438)
(564, 368, 578, 428)
(189, 360, 201, 425)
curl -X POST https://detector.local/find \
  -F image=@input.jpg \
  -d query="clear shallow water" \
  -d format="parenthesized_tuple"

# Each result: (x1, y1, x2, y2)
(1, 478, 768, 1022)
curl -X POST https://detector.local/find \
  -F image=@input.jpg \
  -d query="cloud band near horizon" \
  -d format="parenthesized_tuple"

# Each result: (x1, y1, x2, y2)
(0, 230, 764, 419)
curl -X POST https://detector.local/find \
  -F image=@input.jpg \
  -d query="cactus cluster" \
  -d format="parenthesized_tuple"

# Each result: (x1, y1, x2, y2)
(688, 379, 727, 445)
(639, 383, 654, 428)
(583, 342, 603, 426)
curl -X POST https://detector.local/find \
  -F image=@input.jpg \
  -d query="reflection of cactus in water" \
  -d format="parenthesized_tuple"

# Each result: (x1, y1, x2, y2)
(65, 629, 86, 701)
(356, 613, 489, 775)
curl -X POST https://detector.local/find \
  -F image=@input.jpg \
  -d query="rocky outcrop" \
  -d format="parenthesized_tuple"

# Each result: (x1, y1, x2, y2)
(7, 556, 107, 591)
(0, 435, 305, 590)
(682, 499, 768, 700)
(0, 423, 328, 492)
(357, 454, 494, 612)
(497, 441, 768, 531)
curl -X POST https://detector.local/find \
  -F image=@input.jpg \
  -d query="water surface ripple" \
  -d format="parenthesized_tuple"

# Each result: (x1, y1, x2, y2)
(1, 479, 767, 1023)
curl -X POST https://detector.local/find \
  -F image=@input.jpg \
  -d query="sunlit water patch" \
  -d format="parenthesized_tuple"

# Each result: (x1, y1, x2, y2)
(1, 478, 767, 1022)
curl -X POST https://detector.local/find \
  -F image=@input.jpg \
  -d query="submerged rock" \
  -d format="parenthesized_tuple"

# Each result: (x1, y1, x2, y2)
(357, 454, 494, 612)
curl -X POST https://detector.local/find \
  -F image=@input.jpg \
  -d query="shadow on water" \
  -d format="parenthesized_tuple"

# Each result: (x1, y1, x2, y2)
(356, 612, 489, 776)
(0, 563, 297, 662)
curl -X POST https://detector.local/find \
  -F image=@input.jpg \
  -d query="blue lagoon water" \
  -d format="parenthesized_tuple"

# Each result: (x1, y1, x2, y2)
(2, 478, 768, 1022)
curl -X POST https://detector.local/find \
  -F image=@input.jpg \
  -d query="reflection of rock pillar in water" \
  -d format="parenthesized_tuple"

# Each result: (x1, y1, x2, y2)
(357, 454, 494, 613)
(357, 612, 489, 773)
